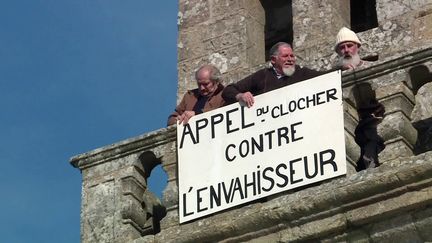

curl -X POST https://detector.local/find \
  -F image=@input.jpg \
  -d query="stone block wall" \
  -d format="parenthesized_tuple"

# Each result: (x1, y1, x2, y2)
(293, 1, 432, 71)
(177, 0, 265, 102)
(293, 0, 350, 69)
(132, 151, 432, 243)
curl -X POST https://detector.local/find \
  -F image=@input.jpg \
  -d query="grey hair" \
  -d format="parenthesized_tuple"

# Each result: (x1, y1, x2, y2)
(195, 64, 222, 83)
(269, 42, 292, 57)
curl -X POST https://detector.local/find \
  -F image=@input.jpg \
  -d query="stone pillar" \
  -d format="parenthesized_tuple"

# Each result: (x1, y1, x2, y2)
(376, 82, 418, 162)
(72, 153, 148, 243)
(159, 141, 180, 230)
(177, 0, 265, 102)
(362, 2, 432, 59)
(292, 0, 350, 70)
(70, 128, 176, 243)
(343, 99, 360, 174)
(411, 82, 432, 153)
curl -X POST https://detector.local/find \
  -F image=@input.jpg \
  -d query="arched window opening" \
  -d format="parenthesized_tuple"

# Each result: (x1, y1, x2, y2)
(139, 152, 167, 234)
(351, 83, 378, 111)
(147, 164, 168, 200)
(408, 65, 432, 95)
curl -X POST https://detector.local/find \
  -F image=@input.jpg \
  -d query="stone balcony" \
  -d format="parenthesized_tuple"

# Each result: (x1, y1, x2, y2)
(71, 46, 432, 243)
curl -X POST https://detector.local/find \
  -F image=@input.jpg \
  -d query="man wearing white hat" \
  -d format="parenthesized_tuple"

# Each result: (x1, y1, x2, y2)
(335, 27, 367, 70)
(334, 27, 386, 171)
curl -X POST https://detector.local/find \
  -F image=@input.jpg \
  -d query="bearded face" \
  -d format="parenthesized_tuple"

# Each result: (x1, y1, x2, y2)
(337, 41, 361, 69)
(282, 66, 296, 76)
(337, 52, 361, 68)
(271, 45, 296, 76)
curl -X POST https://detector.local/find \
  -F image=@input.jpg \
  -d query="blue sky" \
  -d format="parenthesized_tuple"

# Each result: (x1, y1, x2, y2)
(0, 1, 178, 242)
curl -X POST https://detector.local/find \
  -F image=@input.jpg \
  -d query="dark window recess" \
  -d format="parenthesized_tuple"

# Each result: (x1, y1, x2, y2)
(409, 65, 432, 95)
(351, 0, 378, 32)
(260, 0, 293, 60)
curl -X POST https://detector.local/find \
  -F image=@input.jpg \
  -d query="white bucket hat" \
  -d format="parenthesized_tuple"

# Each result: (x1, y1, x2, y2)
(335, 27, 361, 51)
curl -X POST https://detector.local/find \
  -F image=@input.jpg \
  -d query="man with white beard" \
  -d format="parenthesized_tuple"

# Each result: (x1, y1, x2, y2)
(334, 27, 386, 171)
(222, 42, 324, 107)
(335, 27, 368, 70)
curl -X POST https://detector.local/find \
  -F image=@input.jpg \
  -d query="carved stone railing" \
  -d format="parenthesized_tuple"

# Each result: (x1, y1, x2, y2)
(71, 47, 432, 243)
(342, 46, 432, 165)
(136, 152, 432, 243)
(70, 127, 176, 242)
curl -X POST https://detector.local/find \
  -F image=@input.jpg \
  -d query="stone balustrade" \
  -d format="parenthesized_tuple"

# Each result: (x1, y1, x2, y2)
(71, 46, 432, 243)
(70, 127, 176, 242)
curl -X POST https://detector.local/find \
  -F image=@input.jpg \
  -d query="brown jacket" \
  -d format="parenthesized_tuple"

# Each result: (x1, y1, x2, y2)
(222, 66, 325, 104)
(167, 83, 225, 126)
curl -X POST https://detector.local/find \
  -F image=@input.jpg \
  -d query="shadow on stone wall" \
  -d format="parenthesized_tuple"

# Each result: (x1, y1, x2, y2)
(413, 117, 432, 155)
(351, 83, 385, 170)
(409, 65, 432, 95)
(409, 65, 432, 155)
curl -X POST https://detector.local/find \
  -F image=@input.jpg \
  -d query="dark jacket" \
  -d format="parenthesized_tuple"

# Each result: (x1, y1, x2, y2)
(167, 83, 225, 126)
(222, 65, 324, 103)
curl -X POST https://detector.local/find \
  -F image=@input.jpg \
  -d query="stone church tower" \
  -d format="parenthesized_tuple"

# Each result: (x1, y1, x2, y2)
(71, 0, 432, 242)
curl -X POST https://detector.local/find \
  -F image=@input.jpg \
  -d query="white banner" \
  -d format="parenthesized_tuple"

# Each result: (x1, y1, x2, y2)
(177, 70, 346, 223)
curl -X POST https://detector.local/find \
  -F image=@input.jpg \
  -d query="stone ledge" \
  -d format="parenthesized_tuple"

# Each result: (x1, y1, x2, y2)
(342, 46, 432, 87)
(70, 126, 176, 169)
(376, 82, 415, 105)
(378, 111, 418, 146)
(146, 152, 432, 243)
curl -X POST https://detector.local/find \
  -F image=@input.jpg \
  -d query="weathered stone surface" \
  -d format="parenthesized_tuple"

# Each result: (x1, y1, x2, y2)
(295, 40, 335, 70)
(364, 5, 432, 59)
(176, 1, 264, 101)
(379, 140, 414, 162)
(343, 101, 360, 171)
(321, 229, 371, 243)
(412, 7, 432, 44)
(413, 207, 432, 241)
(411, 82, 432, 122)
(369, 214, 423, 243)
(407, 68, 432, 154)
(242, 232, 280, 243)
(378, 111, 417, 158)
(178, 0, 210, 29)
(376, 82, 415, 116)
(71, 127, 176, 243)
(177, 25, 210, 62)
(280, 214, 347, 242)
(292, 0, 349, 70)
(208, 0, 242, 18)
(296, 5, 432, 71)
(208, 43, 246, 74)
(72, 128, 432, 243)
(344, 131, 360, 170)
(144, 152, 432, 242)
(376, 0, 432, 23)
(293, 0, 349, 49)
(378, 111, 417, 143)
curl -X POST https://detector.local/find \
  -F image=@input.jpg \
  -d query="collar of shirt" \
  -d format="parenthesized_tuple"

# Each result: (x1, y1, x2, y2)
(272, 66, 286, 79)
